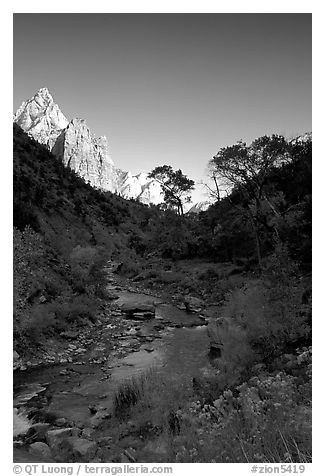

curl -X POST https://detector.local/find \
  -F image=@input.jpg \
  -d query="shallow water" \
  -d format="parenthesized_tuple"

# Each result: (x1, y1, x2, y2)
(14, 290, 210, 438)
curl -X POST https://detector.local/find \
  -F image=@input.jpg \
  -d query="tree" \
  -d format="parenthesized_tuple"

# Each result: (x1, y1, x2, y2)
(201, 173, 230, 202)
(209, 135, 289, 267)
(148, 165, 195, 216)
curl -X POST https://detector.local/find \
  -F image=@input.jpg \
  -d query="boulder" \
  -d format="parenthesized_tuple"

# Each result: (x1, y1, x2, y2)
(88, 403, 99, 415)
(46, 427, 80, 448)
(144, 346, 154, 353)
(13, 440, 24, 448)
(97, 436, 113, 447)
(120, 301, 155, 318)
(153, 323, 165, 331)
(29, 442, 52, 460)
(55, 418, 68, 427)
(132, 312, 154, 320)
(60, 330, 79, 340)
(111, 310, 122, 316)
(26, 423, 51, 442)
(106, 291, 120, 300)
(184, 296, 204, 313)
(90, 407, 112, 429)
(120, 454, 130, 463)
(64, 437, 98, 461)
(81, 428, 96, 440)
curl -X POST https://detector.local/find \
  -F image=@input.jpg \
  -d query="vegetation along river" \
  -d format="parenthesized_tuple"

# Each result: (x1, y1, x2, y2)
(13, 267, 212, 462)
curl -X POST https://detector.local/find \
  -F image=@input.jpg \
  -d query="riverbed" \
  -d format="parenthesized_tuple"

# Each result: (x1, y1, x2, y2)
(13, 266, 212, 462)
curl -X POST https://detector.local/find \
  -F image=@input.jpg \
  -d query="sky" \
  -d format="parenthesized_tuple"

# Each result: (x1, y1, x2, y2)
(13, 13, 311, 201)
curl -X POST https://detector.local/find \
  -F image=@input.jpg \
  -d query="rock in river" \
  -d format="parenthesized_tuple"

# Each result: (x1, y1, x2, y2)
(106, 290, 120, 300)
(184, 296, 204, 313)
(26, 422, 51, 442)
(64, 437, 98, 462)
(60, 330, 79, 340)
(46, 427, 80, 449)
(29, 442, 52, 460)
(120, 301, 155, 318)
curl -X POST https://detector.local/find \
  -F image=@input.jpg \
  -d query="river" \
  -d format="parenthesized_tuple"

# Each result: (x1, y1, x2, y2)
(13, 272, 213, 462)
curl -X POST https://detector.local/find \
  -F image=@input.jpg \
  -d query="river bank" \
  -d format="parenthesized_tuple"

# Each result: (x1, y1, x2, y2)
(14, 257, 311, 463)
(13, 261, 215, 463)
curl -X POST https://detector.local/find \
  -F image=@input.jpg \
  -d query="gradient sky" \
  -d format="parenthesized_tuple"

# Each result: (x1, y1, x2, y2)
(13, 13, 311, 201)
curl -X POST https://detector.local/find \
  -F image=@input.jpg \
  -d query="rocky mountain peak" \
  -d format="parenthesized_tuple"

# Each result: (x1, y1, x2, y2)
(14, 87, 68, 149)
(13, 88, 166, 206)
(34, 87, 53, 103)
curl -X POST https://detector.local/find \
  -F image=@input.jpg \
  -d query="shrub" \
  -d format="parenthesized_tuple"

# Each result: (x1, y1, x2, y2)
(69, 245, 109, 297)
(113, 369, 192, 436)
(44, 277, 65, 299)
(132, 269, 159, 282)
(197, 266, 220, 280)
(51, 295, 98, 327)
(20, 304, 57, 343)
(13, 227, 46, 329)
(117, 259, 143, 278)
(218, 249, 310, 371)
(114, 376, 146, 419)
(154, 271, 184, 285)
(172, 349, 311, 462)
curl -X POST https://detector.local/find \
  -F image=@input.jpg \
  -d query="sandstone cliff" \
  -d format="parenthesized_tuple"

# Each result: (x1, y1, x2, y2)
(52, 118, 118, 192)
(13, 88, 68, 150)
(14, 88, 164, 204)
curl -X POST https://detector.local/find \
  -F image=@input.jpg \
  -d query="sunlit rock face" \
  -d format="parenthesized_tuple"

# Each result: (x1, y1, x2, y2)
(52, 118, 118, 192)
(14, 87, 165, 204)
(115, 171, 164, 204)
(187, 201, 211, 214)
(137, 177, 164, 205)
(13, 87, 69, 150)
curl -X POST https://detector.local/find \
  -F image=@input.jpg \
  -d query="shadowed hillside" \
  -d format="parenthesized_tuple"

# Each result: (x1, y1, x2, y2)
(13, 124, 159, 355)
(13, 125, 312, 463)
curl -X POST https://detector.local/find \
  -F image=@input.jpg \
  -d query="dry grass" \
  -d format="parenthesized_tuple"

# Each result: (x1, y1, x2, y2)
(113, 368, 192, 436)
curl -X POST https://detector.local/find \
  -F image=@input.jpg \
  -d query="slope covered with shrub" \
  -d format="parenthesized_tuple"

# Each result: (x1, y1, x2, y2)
(13, 126, 312, 462)
(109, 134, 312, 463)
(13, 124, 158, 354)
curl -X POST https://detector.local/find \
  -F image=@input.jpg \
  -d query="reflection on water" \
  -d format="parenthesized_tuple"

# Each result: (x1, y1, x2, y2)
(13, 292, 211, 431)
(110, 348, 164, 381)
(14, 383, 48, 408)
(13, 408, 33, 437)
